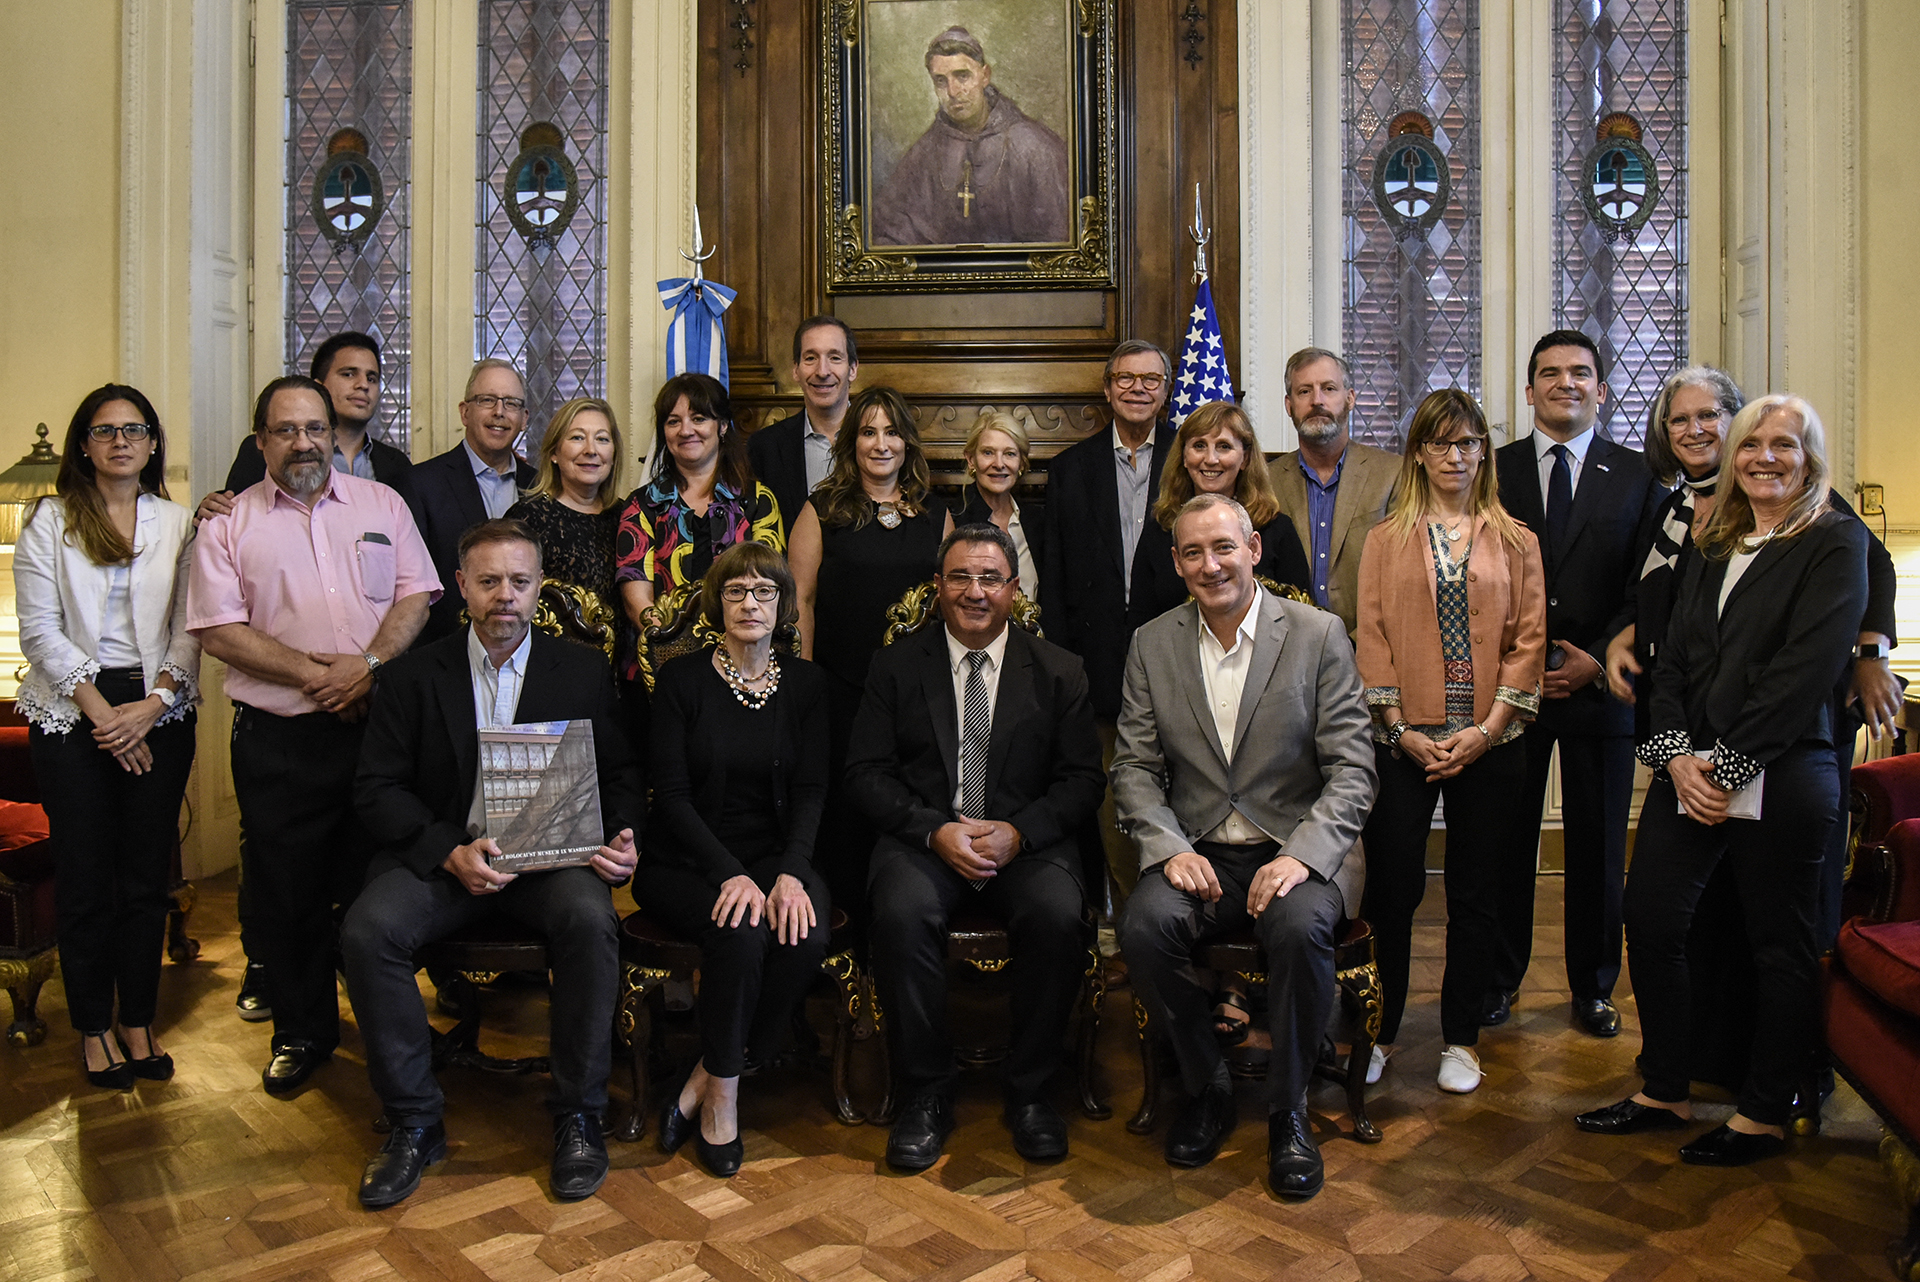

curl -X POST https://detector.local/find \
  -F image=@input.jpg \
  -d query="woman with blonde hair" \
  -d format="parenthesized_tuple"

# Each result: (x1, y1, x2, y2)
(1355, 388, 1546, 1094)
(1126, 400, 1309, 630)
(506, 396, 625, 620)
(952, 410, 1043, 598)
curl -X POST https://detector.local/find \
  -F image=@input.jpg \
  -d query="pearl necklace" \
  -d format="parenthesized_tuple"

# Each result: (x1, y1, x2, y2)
(717, 645, 780, 710)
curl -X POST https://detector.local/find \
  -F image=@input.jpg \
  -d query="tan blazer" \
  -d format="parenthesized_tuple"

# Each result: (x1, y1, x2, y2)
(1354, 514, 1547, 727)
(1267, 441, 1400, 636)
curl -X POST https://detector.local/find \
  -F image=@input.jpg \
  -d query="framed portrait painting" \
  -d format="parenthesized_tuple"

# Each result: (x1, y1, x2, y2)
(822, 0, 1117, 293)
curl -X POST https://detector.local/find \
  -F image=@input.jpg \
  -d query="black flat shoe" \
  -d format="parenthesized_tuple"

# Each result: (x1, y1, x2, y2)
(1267, 1109, 1323, 1201)
(692, 1129, 744, 1178)
(1480, 988, 1517, 1028)
(1679, 1123, 1785, 1167)
(659, 1099, 698, 1155)
(1574, 1097, 1690, 1135)
(1165, 1084, 1237, 1169)
(235, 962, 271, 1022)
(1211, 990, 1252, 1047)
(885, 1093, 954, 1172)
(359, 1121, 447, 1209)
(1573, 998, 1621, 1038)
(80, 1032, 134, 1091)
(551, 1112, 609, 1201)
(262, 1042, 330, 1096)
(116, 1032, 174, 1082)
(1006, 1101, 1068, 1163)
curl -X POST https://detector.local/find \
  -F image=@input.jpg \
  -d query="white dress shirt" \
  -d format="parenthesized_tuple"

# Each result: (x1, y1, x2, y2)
(1112, 425, 1154, 603)
(945, 623, 1009, 812)
(466, 624, 532, 837)
(1005, 502, 1039, 599)
(1196, 603, 1268, 844)
(464, 440, 521, 520)
(1533, 425, 1596, 504)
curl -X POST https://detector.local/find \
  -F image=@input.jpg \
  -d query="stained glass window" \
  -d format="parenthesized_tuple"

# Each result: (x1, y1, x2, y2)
(476, 0, 609, 447)
(1342, 0, 1482, 451)
(1551, 0, 1687, 449)
(286, 1, 413, 450)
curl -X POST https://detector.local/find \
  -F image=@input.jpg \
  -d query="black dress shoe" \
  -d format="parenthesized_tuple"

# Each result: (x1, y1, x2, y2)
(692, 1128, 744, 1178)
(885, 1093, 954, 1172)
(1266, 1109, 1323, 1200)
(1006, 1101, 1068, 1163)
(1480, 988, 1517, 1028)
(80, 1032, 134, 1092)
(1165, 1084, 1238, 1169)
(235, 962, 271, 1022)
(659, 1099, 698, 1155)
(551, 1112, 610, 1200)
(262, 1042, 329, 1095)
(1573, 1097, 1690, 1135)
(359, 1121, 447, 1208)
(1574, 999, 1621, 1038)
(1678, 1123, 1786, 1167)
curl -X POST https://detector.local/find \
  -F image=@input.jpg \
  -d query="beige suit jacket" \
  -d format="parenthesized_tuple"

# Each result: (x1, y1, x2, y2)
(1267, 440, 1400, 636)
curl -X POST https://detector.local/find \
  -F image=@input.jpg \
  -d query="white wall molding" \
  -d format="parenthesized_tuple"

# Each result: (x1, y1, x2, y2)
(1238, 0, 1312, 448)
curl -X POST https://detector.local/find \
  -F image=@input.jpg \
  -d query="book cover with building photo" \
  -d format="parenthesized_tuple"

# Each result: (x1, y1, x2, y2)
(479, 719, 604, 873)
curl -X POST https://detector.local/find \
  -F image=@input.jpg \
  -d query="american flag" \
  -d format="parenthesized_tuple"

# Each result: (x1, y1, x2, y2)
(1170, 278, 1233, 423)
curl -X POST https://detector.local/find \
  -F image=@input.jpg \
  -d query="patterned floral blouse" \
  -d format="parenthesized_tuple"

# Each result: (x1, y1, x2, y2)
(1366, 523, 1534, 746)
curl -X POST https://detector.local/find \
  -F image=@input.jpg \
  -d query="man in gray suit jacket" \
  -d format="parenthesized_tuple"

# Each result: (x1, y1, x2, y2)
(1114, 493, 1376, 1201)
(1265, 348, 1399, 637)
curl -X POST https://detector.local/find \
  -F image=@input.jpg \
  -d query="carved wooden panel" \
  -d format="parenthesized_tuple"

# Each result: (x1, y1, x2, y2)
(697, 0, 1238, 444)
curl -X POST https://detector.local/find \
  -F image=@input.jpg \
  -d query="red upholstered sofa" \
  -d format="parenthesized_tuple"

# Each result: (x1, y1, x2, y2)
(0, 725, 57, 1045)
(1826, 753, 1920, 1279)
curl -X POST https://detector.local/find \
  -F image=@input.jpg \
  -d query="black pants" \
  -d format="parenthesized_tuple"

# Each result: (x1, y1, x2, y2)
(1624, 744, 1835, 1127)
(634, 856, 831, 1077)
(816, 670, 876, 931)
(868, 841, 1086, 1104)
(1494, 720, 1635, 1003)
(1361, 738, 1524, 1046)
(29, 669, 196, 1033)
(1119, 840, 1343, 1110)
(230, 704, 370, 1054)
(341, 865, 620, 1128)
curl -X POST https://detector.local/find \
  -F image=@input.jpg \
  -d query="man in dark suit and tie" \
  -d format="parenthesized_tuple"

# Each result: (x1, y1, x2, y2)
(407, 360, 540, 642)
(344, 518, 644, 1209)
(1038, 339, 1178, 897)
(848, 523, 1105, 1171)
(1491, 330, 1665, 1037)
(747, 316, 859, 540)
(1114, 494, 1375, 1200)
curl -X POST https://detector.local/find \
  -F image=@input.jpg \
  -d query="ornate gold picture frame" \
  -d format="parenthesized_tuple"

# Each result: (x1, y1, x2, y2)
(822, 0, 1116, 293)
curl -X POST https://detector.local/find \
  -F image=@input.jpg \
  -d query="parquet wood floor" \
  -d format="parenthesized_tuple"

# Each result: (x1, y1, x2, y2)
(1, 871, 1905, 1281)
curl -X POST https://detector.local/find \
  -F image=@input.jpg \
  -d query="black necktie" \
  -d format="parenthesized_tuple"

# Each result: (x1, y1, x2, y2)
(960, 651, 990, 889)
(1545, 443, 1573, 557)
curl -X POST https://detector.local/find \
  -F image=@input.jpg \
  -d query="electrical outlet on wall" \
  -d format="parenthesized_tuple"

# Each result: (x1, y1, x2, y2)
(1857, 483, 1886, 517)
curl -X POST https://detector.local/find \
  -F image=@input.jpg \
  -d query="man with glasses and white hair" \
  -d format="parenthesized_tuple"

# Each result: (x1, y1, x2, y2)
(188, 375, 439, 1096)
(407, 359, 540, 641)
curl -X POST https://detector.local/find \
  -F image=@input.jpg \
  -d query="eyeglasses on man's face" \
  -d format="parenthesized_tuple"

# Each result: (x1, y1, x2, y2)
(466, 393, 528, 414)
(1107, 372, 1166, 391)
(87, 423, 153, 442)
(721, 584, 780, 603)
(264, 424, 333, 443)
(941, 571, 1011, 591)
(1419, 437, 1486, 458)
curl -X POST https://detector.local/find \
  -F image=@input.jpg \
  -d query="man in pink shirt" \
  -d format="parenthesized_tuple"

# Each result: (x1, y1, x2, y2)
(189, 375, 440, 1095)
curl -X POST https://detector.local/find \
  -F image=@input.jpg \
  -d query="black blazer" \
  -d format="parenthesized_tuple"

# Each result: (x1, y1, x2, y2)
(1495, 433, 1664, 736)
(1037, 421, 1177, 719)
(747, 412, 811, 541)
(952, 484, 1047, 570)
(1650, 509, 1868, 772)
(406, 442, 539, 642)
(1124, 511, 1312, 633)
(355, 630, 644, 884)
(845, 623, 1105, 880)
(644, 649, 829, 887)
(224, 433, 414, 498)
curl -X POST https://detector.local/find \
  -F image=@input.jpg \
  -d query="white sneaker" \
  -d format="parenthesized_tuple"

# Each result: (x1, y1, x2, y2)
(1355, 1044, 1390, 1086)
(1437, 1045, 1483, 1094)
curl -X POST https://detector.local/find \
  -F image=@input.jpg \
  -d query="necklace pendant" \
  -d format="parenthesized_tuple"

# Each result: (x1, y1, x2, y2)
(1446, 527, 1461, 542)
(877, 502, 903, 530)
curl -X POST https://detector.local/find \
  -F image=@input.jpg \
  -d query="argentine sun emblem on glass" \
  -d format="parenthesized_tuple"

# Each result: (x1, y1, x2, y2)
(1371, 112, 1450, 240)
(1581, 112, 1660, 241)
(503, 122, 581, 248)
(310, 128, 385, 252)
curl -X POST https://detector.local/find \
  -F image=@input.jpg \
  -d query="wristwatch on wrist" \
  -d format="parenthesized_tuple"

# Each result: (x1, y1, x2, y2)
(150, 687, 176, 710)
(1856, 641, 1889, 661)
(1385, 720, 1409, 748)
(362, 651, 383, 673)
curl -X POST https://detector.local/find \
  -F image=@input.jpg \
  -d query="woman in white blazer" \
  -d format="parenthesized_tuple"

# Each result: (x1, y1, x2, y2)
(14, 384, 200, 1090)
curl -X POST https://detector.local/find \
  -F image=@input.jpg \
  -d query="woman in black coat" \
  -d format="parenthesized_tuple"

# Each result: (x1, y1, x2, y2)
(635, 541, 830, 1178)
(1575, 394, 1868, 1166)
(951, 410, 1045, 600)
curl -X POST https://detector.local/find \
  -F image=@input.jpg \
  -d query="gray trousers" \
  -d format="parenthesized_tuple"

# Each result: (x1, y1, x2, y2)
(342, 865, 619, 1128)
(1118, 840, 1342, 1111)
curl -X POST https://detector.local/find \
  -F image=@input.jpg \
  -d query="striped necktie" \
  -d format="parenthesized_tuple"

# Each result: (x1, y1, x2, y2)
(960, 650, 990, 819)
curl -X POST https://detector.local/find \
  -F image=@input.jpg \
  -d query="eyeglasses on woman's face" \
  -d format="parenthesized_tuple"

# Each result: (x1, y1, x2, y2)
(721, 583, 780, 603)
(87, 423, 153, 442)
(1419, 436, 1485, 458)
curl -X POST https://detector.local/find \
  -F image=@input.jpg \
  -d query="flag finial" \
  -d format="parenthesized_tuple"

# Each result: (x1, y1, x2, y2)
(1189, 183, 1210, 284)
(680, 204, 716, 294)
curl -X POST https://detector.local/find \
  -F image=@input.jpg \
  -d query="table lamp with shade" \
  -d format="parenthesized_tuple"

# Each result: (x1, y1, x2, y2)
(0, 424, 59, 547)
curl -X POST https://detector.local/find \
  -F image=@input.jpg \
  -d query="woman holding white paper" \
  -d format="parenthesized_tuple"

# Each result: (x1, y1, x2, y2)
(1574, 395, 1868, 1166)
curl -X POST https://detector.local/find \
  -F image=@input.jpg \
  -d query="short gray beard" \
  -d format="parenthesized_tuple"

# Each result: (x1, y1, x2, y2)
(1296, 418, 1342, 446)
(278, 458, 328, 497)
